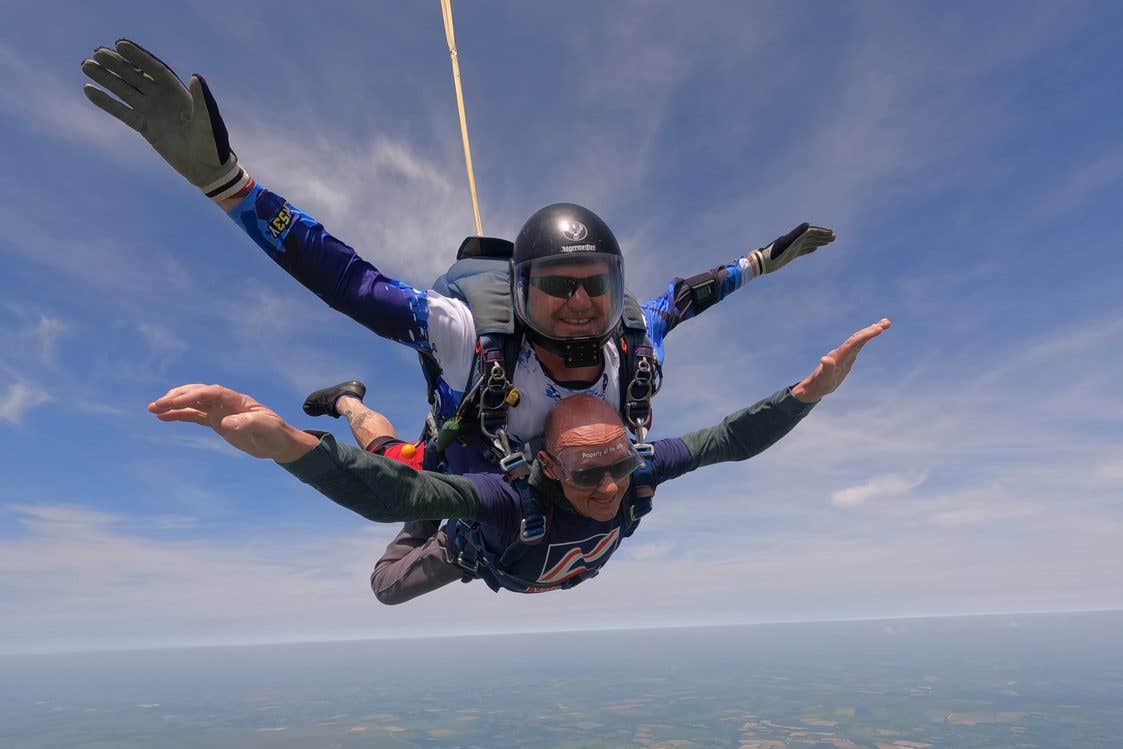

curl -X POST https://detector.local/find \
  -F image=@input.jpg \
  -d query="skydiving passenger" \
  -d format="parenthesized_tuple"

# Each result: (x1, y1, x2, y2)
(81, 39, 839, 473)
(149, 320, 891, 601)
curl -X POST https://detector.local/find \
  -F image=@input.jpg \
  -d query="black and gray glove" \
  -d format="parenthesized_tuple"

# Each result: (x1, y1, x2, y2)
(747, 223, 836, 276)
(82, 39, 249, 202)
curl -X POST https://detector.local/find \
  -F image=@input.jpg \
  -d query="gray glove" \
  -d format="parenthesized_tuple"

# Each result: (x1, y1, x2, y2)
(747, 223, 836, 276)
(82, 40, 249, 202)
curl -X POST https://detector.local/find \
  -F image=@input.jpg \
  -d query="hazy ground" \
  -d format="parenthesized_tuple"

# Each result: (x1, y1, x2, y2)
(3, 611, 1121, 748)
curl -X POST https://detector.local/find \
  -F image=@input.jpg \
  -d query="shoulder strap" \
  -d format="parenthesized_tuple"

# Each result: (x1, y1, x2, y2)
(618, 325, 662, 445)
(424, 237, 517, 439)
(622, 459, 657, 538)
(621, 291, 646, 332)
(438, 236, 517, 336)
(496, 474, 547, 568)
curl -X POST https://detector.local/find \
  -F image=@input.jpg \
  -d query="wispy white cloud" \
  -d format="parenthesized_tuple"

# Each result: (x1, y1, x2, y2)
(0, 43, 141, 156)
(136, 322, 189, 373)
(4, 490, 1117, 656)
(832, 472, 929, 508)
(929, 503, 1026, 528)
(138, 429, 246, 458)
(632, 2, 1089, 268)
(0, 382, 51, 424)
(137, 322, 188, 356)
(1027, 143, 1123, 225)
(627, 540, 674, 561)
(0, 212, 195, 302)
(74, 400, 131, 418)
(236, 128, 475, 284)
(1092, 459, 1123, 489)
(24, 315, 68, 366)
(0, 502, 372, 649)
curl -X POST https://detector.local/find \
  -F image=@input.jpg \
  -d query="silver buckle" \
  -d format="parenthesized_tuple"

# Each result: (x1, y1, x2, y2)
(519, 518, 546, 543)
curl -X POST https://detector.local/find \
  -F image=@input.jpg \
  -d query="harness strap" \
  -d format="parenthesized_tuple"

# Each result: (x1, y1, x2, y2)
(622, 460, 656, 538)
(417, 351, 446, 443)
(496, 476, 547, 569)
(477, 335, 511, 442)
(619, 327, 662, 448)
(473, 333, 548, 550)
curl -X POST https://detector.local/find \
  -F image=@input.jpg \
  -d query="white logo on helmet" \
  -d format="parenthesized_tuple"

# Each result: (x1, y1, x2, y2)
(559, 219, 588, 242)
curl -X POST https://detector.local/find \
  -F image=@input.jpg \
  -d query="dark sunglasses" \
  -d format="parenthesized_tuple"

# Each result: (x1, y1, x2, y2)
(555, 452, 642, 490)
(529, 273, 612, 299)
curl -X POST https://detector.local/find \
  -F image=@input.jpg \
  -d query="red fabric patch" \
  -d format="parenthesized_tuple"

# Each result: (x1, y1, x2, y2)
(381, 441, 425, 471)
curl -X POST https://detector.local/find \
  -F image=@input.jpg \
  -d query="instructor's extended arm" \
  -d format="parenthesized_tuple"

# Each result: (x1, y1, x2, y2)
(83, 39, 469, 355)
(224, 183, 447, 350)
(641, 224, 837, 361)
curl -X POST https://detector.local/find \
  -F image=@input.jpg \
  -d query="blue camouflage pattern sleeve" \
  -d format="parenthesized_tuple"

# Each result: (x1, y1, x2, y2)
(640, 255, 756, 362)
(228, 183, 439, 352)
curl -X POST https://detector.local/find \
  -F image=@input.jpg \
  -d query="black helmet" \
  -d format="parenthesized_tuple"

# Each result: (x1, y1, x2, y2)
(511, 203, 626, 368)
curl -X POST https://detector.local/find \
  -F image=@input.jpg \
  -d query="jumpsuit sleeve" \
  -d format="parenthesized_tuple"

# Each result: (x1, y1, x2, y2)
(641, 254, 757, 362)
(677, 387, 815, 472)
(281, 433, 481, 523)
(226, 183, 476, 369)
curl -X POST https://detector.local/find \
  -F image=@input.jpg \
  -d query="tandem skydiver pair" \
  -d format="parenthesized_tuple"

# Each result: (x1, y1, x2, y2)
(85, 39, 890, 602)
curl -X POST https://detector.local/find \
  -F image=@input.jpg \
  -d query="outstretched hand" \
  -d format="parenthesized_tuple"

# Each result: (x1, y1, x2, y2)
(793, 319, 892, 403)
(748, 223, 837, 276)
(148, 384, 317, 463)
(81, 40, 250, 203)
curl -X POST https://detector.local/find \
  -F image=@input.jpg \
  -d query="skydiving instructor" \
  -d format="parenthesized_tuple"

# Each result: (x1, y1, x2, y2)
(81, 38, 841, 471)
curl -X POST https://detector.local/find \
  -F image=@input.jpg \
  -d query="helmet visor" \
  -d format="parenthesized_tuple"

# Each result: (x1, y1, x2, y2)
(513, 254, 625, 341)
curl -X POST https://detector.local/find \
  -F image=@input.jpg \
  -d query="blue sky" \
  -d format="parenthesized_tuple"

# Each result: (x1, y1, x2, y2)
(1, 1, 1121, 654)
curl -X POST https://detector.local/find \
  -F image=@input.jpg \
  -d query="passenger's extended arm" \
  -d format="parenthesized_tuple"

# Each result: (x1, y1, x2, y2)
(680, 388, 813, 470)
(678, 318, 892, 471)
(283, 434, 481, 523)
(147, 383, 481, 523)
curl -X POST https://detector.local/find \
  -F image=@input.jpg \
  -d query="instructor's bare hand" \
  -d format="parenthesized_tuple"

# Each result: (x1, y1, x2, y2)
(148, 384, 318, 463)
(793, 318, 892, 404)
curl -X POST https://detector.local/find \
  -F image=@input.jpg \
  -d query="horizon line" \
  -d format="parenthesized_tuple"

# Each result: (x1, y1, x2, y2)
(5, 606, 1121, 658)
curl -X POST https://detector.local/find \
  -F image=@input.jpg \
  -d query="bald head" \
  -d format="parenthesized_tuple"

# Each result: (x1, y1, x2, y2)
(544, 394, 627, 453)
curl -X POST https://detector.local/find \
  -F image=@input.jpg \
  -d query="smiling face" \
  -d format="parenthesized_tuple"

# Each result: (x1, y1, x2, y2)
(526, 259, 614, 339)
(539, 395, 640, 522)
(513, 252, 625, 345)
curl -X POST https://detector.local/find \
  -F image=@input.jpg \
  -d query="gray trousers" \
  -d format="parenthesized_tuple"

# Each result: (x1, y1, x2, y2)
(370, 520, 464, 605)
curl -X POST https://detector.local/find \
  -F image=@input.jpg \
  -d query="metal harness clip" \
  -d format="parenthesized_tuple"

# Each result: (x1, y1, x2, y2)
(499, 450, 530, 480)
(519, 516, 546, 543)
